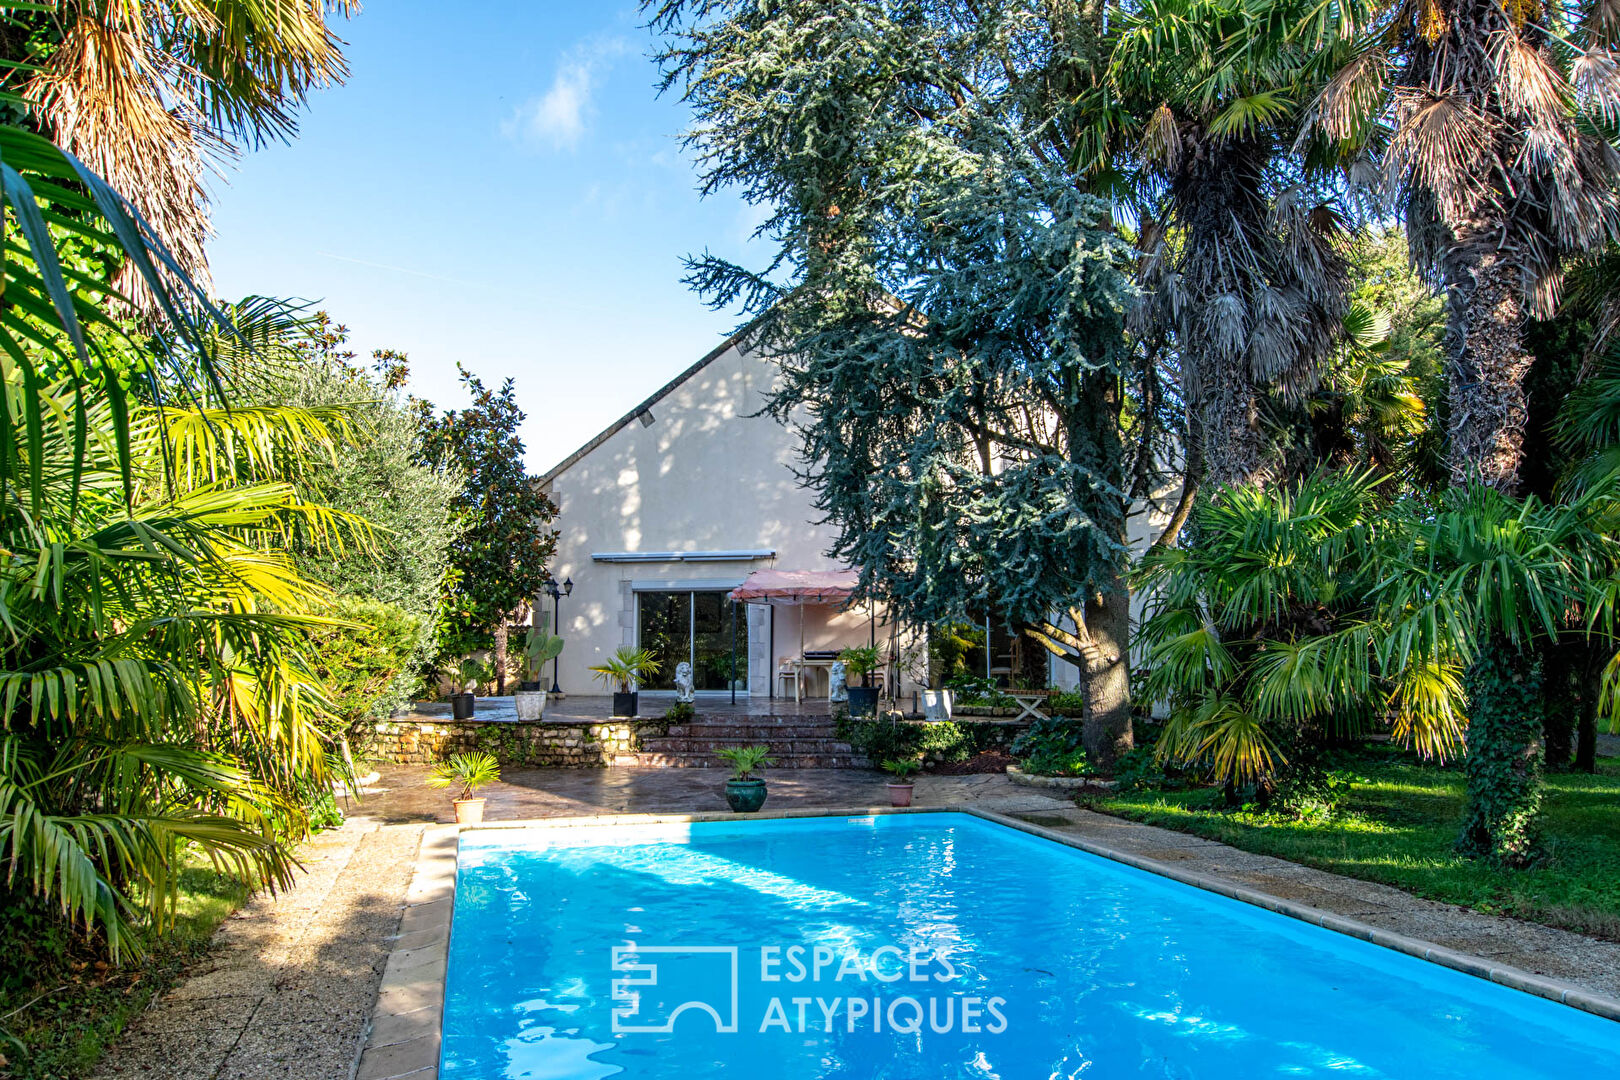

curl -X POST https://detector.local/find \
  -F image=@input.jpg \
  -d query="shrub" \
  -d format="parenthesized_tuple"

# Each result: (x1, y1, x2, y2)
(665, 701, 696, 723)
(306, 597, 423, 728)
(944, 672, 1015, 708)
(1012, 718, 1090, 776)
(1111, 745, 1173, 793)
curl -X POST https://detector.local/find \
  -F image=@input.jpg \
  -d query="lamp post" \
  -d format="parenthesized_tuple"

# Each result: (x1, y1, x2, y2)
(545, 576, 573, 695)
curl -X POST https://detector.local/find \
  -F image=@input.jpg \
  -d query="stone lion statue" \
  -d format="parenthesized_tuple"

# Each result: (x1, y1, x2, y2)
(675, 661, 696, 703)
(828, 660, 848, 703)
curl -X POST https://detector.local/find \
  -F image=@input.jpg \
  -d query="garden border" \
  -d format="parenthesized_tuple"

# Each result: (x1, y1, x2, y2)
(359, 803, 1620, 1080)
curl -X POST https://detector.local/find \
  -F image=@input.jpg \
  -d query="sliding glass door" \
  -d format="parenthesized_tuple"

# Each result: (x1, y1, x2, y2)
(637, 590, 745, 692)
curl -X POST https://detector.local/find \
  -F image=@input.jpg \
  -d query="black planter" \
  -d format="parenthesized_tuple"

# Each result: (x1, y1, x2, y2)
(450, 692, 476, 719)
(518, 680, 542, 692)
(725, 778, 768, 813)
(612, 690, 639, 717)
(847, 686, 879, 718)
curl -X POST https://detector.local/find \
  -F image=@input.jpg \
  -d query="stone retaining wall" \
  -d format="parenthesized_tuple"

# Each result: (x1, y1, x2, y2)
(358, 717, 640, 767)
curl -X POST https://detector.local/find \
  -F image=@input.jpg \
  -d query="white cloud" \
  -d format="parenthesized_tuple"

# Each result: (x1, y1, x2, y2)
(504, 38, 627, 150)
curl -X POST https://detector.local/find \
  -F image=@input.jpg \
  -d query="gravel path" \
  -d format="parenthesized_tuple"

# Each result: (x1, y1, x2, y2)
(94, 820, 425, 1080)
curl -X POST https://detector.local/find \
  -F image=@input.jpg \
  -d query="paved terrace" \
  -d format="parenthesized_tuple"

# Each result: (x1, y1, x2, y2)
(407, 691, 837, 724)
(95, 766, 1620, 1080)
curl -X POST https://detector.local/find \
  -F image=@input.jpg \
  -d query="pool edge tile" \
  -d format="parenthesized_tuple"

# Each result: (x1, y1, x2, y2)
(360, 824, 458, 1080)
(960, 806, 1620, 1026)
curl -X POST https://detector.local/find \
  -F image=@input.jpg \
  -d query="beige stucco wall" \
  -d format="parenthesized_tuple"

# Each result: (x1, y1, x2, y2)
(540, 340, 886, 698)
(540, 335, 1179, 703)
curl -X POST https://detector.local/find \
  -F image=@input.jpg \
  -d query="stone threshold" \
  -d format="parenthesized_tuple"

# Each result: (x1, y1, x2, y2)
(358, 803, 1620, 1080)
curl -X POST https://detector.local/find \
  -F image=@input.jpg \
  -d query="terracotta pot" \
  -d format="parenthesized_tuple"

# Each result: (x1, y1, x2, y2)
(886, 782, 914, 808)
(513, 689, 547, 720)
(453, 797, 486, 825)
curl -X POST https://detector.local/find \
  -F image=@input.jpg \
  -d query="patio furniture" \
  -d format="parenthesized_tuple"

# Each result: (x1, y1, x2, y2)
(1006, 689, 1053, 723)
(776, 658, 806, 700)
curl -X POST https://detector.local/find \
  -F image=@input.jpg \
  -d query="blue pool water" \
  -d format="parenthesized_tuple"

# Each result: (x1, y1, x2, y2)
(442, 813, 1620, 1079)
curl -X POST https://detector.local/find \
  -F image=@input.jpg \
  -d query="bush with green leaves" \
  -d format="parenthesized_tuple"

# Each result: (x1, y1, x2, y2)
(1133, 470, 1463, 809)
(882, 758, 922, 781)
(1012, 719, 1090, 777)
(305, 598, 423, 729)
(589, 647, 661, 694)
(248, 320, 462, 699)
(0, 124, 371, 958)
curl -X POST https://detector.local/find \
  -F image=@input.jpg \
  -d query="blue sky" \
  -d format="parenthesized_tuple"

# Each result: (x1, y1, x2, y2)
(207, 1, 762, 471)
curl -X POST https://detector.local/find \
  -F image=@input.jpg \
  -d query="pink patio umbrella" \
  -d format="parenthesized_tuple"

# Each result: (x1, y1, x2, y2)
(729, 568, 860, 662)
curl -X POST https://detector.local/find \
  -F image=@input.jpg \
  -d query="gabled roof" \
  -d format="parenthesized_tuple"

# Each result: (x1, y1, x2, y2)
(538, 318, 762, 486)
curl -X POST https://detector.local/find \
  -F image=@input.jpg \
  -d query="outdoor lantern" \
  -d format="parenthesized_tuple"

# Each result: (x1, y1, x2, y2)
(563, 577, 573, 597)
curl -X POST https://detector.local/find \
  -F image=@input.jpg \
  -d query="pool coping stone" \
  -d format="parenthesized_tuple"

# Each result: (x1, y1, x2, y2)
(366, 802, 1620, 1080)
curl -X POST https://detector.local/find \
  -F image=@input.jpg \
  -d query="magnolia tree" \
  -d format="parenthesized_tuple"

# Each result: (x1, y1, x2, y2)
(417, 367, 558, 693)
(650, 0, 1167, 765)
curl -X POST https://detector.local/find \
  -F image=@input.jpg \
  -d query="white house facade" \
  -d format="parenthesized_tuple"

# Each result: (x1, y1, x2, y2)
(538, 331, 880, 700)
(538, 330, 1181, 701)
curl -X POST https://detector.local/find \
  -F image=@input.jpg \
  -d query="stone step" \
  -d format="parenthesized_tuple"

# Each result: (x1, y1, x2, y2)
(640, 736, 856, 753)
(620, 751, 872, 769)
(659, 723, 844, 740)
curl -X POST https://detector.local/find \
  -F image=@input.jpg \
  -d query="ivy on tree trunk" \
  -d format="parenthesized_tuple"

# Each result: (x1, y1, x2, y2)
(1457, 640, 1544, 865)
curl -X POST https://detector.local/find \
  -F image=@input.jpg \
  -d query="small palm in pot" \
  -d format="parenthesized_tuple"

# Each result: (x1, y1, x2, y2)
(428, 751, 501, 825)
(716, 744, 775, 813)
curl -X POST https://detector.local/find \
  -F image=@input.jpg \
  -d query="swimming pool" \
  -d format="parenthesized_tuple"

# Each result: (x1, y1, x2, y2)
(441, 812, 1620, 1078)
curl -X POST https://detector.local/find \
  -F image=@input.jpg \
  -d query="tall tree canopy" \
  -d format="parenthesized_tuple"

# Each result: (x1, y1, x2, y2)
(1, 1, 353, 294)
(1076, 0, 1362, 495)
(416, 367, 557, 692)
(649, 0, 1148, 763)
(1306, 0, 1620, 493)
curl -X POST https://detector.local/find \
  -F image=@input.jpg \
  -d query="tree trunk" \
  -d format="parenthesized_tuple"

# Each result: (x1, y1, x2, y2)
(1457, 641, 1544, 864)
(1575, 647, 1600, 773)
(1077, 573, 1134, 770)
(1539, 636, 1575, 771)
(1444, 245, 1534, 492)
(492, 622, 509, 696)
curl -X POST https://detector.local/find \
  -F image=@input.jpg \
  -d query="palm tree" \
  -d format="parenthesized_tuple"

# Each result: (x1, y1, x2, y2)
(1134, 470, 1464, 804)
(1299, 0, 1620, 860)
(1304, 0, 1620, 492)
(4, 1, 352, 294)
(0, 116, 367, 951)
(1074, 0, 1362, 496)
(1, 365, 362, 954)
(1375, 483, 1620, 862)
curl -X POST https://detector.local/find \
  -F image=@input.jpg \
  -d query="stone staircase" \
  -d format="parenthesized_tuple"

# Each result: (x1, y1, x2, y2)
(622, 717, 867, 769)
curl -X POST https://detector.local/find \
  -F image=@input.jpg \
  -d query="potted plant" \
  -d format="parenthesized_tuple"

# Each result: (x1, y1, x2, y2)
(882, 758, 921, 807)
(451, 658, 486, 719)
(839, 646, 883, 717)
(427, 751, 501, 825)
(589, 646, 661, 717)
(514, 631, 564, 720)
(716, 745, 775, 812)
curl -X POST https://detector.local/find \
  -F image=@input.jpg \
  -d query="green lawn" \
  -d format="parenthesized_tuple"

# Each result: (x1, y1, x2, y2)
(0, 866, 250, 1079)
(1094, 747, 1620, 940)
